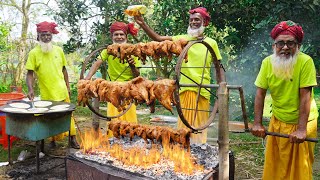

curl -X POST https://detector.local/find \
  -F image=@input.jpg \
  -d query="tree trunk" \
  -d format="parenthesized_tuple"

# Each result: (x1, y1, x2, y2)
(13, 0, 30, 86)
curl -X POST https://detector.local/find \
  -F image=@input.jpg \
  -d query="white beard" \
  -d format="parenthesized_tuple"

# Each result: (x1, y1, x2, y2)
(271, 47, 299, 80)
(39, 41, 53, 53)
(187, 25, 205, 38)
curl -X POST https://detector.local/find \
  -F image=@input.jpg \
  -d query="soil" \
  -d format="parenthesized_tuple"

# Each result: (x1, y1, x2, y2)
(0, 115, 92, 180)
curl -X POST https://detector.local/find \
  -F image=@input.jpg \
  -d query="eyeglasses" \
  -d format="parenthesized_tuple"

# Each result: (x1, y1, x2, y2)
(274, 41, 298, 49)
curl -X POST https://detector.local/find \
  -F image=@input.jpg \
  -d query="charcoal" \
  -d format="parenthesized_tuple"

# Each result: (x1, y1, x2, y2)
(75, 138, 219, 180)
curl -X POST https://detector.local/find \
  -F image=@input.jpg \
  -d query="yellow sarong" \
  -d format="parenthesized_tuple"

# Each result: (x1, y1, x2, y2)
(177, 91, 209, 144)
(50, 97, 77, 141)
(263, 116, 317, 180)
(106, 102, 137, 137)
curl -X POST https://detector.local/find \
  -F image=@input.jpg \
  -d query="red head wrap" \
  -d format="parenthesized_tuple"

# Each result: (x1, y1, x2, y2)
(109, 21, 138, 36)
(36, 21, 59, 34)
(270, 20, 304, 43)
(189, 7, 211, 26)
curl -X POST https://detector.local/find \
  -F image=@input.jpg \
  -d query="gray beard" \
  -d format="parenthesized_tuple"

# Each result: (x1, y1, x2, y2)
(39, 41, 53, 53)
(271, 47, 299, 80)
(113, 40, 127, 44)
(187, 25, 205, 38)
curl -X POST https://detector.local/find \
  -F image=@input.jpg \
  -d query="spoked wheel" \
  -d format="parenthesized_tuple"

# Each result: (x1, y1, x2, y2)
(79, 45, 134, 121)
(174, 40, 222, 133)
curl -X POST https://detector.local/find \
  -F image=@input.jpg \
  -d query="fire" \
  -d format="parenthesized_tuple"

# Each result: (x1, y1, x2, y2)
(80, 128, 204, 175)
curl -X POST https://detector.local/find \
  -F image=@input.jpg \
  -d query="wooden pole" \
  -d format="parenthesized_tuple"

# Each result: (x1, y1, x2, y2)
(218, 82, 229, 180)
(92, 77, 100, 132)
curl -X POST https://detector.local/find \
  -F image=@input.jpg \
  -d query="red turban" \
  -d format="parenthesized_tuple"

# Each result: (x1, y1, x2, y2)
(36, 21, 59, 34)
(189, 7, 211, 26)
(270, 20, 304, 43)
(109, 21, 138, 36)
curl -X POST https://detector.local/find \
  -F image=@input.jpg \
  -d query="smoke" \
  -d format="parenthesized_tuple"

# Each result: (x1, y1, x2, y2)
(223, 30, 273, 119)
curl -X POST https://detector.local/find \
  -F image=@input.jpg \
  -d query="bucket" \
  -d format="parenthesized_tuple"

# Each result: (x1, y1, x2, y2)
(0, 92, 24, 148)
(0, 92, 25, 106)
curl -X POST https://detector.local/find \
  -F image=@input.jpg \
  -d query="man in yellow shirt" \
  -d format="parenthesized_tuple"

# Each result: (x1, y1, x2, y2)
(134, 7, 224, 143)
(26, 21, 79, 149)
(251, 20, 318, 180)
(85, 21, 140, 129)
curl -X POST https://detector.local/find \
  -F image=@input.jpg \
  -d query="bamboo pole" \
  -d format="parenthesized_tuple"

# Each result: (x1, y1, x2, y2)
(218, 82, 229, 180)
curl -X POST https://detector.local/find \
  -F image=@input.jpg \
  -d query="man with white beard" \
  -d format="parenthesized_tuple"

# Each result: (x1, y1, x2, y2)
(85, 21, 140, 137)
(251, 20, 318, 179)
(134, 7, 224, 143)
(26, 21, 80, 149)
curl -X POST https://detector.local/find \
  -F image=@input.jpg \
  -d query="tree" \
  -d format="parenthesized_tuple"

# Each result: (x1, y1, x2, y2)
(0, 20, 13, 85)
(0, 0, 52, 85)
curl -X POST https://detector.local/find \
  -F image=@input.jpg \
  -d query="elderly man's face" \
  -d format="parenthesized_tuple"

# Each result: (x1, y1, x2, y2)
(273, 34, 300, 59)
(112, 30, 127, 44)
(38, 31, 52, 43)
(189, 13, 203, 29)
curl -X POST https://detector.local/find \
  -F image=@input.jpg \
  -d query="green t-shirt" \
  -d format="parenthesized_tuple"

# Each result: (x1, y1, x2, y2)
(255, 52, 318, 124)
(26, 45, 68, 101)
(172, 35, 222, 99)
(99, 49, 141, 82)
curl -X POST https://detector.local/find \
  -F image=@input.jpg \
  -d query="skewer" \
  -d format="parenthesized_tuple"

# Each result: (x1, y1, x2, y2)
(265, 131, 318, 143)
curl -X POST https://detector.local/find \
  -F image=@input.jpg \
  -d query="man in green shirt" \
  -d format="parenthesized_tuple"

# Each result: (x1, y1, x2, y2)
(134, 7, 224, 143)
(251, 20, 318, 180)
(85, 21, 140, 130)
(26, 21, 79, 149)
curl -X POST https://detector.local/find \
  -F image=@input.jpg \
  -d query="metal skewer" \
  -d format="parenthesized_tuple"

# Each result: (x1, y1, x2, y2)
(265, 131, 318, 143)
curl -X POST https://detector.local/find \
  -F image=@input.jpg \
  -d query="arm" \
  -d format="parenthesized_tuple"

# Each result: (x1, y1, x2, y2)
(251, 87, 267, 138)
(26, 70, 35, 100)
(134, 15, 172, 42)
(62, 66, 71, 97)
(127, 57, 140, 77)
(84, 59, 103, 80)
(289, 87, 312, 143)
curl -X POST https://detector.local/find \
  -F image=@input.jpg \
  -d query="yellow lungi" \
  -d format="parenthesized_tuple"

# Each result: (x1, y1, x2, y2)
(50, 96, 77, 141)
(263, 116, 317, 180)
(177, 91, 209, 144)
(107, 102, 138, 137)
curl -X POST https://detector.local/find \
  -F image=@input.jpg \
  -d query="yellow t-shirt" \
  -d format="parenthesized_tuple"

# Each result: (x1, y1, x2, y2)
(99, 49, 141, 82)
(26, 45, 68, 101)
(255, 52, 318, 124)
(172, 35, 222, 99)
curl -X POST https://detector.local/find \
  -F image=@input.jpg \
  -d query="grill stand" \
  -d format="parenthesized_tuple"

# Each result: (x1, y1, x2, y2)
(5, 112, 72, 173)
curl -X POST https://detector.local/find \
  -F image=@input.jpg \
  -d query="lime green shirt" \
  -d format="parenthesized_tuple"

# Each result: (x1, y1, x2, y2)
(99, 49, 141, 82)
(255, 52, 318, 124)
(172, 35, 222, 99)
(26, 45, 68, 101)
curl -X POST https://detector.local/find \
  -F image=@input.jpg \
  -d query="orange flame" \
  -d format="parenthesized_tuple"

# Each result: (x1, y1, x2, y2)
(80, 128, 203, 175)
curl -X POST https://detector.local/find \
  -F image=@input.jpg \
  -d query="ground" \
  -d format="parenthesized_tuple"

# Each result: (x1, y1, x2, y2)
(0, 106, 319, 180)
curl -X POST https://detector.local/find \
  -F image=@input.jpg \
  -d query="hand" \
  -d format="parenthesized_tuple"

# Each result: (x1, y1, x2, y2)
(134, 15, 145, 26)
(289, 129, 306, 143)
(251, 122, 266, 138)
(27, 90, 34, 101)
(127, 56, 136, 66)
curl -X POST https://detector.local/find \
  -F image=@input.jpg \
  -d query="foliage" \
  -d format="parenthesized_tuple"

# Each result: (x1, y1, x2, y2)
(54, 0, 320, 117)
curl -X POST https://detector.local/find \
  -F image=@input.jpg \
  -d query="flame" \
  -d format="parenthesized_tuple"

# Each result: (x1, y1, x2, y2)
(80, 128, 203, 175)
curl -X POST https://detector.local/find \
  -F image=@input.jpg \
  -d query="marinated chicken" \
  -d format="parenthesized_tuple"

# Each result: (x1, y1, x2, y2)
(108, 121, 191, 150)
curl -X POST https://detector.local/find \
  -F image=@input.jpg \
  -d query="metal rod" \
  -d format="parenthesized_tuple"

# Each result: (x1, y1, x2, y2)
(218, 82, 229, 180)
(238, 87, 249, 131)
(181, 107, 212, 113)
(179, 83, 243, 89)
(36, 140, 40, 173)
(265, 131, 318, 143)
(180, 72, 218, 99)
(8, 135, 11, 165)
